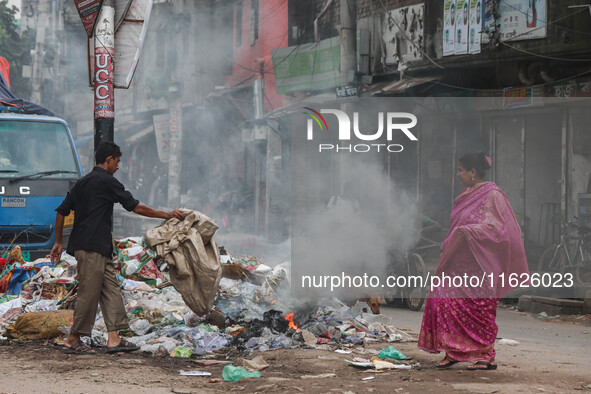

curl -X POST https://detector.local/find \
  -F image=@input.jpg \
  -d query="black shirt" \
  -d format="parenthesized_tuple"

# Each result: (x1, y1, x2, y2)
(56, 166, 139, 258)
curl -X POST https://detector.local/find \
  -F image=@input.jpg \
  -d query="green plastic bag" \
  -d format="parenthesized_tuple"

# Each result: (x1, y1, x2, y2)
(222, 365, 262, 382)
(378, 345, 406, 360)
(172, 346, 193, 358)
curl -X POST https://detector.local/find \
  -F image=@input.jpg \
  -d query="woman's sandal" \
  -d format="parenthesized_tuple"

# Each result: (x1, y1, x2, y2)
(467, 361, 497, 371)
(436, 357, 459, 369)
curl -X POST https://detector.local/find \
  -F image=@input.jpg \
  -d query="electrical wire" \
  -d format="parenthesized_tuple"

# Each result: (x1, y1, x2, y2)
(499, 0, 591, 37)
(423, 66, 591, 93)
(499, 41, 591, 62)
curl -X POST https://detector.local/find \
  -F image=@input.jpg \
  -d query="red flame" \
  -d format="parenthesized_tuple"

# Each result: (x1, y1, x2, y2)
(271, 300, 276, 304)
(285, 312, 298, 330)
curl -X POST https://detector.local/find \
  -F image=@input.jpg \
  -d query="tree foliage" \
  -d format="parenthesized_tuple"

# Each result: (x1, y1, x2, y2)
(0, 0, 35, 97)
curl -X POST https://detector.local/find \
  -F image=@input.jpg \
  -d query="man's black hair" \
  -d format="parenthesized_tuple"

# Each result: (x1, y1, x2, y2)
(95, 141, 122, 164)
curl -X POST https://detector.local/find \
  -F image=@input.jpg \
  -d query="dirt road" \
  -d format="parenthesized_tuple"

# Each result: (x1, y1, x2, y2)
(0, 306, 590, 393)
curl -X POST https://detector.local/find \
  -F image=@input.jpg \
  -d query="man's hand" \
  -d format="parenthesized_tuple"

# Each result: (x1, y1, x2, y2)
(50, 243, 62, 263)
(134, 204, 186, 220)
(166, 209, 186, 220)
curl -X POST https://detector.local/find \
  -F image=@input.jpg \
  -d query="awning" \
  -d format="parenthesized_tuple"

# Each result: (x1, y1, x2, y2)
(362, 76, 441, 96)
(125, 125, 154, 144)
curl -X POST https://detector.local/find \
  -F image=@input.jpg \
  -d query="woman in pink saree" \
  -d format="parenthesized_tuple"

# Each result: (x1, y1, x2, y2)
(418, 152, 529, 371)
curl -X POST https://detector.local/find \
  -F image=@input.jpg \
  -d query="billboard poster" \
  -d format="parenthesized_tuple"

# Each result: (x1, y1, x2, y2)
(442, 0, 456, 56)
(468, 0, 482, 54)
(382, 3, 425, 66)
(499, 0, 547, 41)
(455, 0, 469, 54)
(481, 0, 496, 44)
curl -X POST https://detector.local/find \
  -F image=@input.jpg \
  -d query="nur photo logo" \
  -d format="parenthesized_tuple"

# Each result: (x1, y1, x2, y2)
(303, 108, 419, 153)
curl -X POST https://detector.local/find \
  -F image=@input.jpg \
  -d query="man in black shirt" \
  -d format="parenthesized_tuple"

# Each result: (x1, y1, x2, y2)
(50, 141, 184, 353)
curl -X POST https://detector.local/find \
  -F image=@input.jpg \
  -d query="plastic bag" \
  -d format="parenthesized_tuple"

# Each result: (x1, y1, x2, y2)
(378, 345, 406, 360)
(194, 335, 228, 355)
(130, 319, 153, 335)
(222, 365, 261, 382)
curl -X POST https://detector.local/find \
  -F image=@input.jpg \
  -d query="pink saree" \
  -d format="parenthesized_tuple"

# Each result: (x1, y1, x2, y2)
(418, 182, 529, 362)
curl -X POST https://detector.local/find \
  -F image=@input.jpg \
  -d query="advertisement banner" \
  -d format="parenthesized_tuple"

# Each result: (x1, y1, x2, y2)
(73, 0, 104, 37)
(455, 0, 469, 54)
(271, 37, 340, 94)
(94, 46, 114, 119)
(382, 4, 425, 65)
(499, 0, 547, 41)
(442, 0, 456, 56)
(468, 0, 482, 54)
(481, 0, 496, 43)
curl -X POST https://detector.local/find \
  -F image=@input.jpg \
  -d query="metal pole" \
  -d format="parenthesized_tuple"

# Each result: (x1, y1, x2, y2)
(93, 0, 115, 153)
(167, 96, 183, 208)
(339, 0, 356, 85)
(253, 78, 264, 234)
(339, 0, 357, 193)
(30, 0, 49, 104)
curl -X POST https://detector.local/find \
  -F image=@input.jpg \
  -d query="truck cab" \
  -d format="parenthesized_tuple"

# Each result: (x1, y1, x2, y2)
(0, 110, 83, 260)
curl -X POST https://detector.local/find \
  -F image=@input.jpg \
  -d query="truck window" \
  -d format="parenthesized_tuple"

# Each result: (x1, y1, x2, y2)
(0, 120, 79, 178)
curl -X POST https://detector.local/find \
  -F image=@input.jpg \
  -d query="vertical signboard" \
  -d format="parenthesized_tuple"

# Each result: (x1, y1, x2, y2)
(443, 0, 456, 56)
(114, 0, 153, 88)
(455, 0, 469, 54)
(468, 0, 482, 54)
(87, 0, 152, 89)
(153, 113, 170, 162)
(94, 46, 115, 119)
(73, 0, 104, 36)
(499, 0, 546, 41)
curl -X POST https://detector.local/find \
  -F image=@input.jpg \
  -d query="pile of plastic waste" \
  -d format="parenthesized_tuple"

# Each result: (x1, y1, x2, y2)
(0, 239, 414, 358)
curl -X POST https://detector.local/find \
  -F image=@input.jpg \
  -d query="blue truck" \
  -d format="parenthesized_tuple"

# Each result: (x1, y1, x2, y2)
(0, 69, 82, 260)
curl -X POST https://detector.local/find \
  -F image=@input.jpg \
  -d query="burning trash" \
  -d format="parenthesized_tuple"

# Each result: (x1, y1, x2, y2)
(0, 211, 415, 365)
(285, 312, 298, 330)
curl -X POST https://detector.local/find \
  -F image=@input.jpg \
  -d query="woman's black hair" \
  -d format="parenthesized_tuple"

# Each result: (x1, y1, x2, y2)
(459, 151, 491, 178)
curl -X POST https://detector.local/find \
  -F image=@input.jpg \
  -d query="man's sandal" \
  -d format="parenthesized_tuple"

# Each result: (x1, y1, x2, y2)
(105, 338, 139, 353)
(436, 357, 459, 369)
(63, 341, 96, 354)
(467, 361, 497, 370)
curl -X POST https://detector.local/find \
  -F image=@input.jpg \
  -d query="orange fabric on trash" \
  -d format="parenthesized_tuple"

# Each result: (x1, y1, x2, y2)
(0, 57, 10, 89)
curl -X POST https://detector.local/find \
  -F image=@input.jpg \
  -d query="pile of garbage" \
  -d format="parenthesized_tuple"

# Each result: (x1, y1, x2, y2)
(0, 236, 415, 360)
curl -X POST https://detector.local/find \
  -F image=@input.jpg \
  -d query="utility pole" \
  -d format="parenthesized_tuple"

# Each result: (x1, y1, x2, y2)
(339, 0, 357, 192)
(340, 0, 357, 87)
(30, 0, 50, 104)
(167, 85, 182, 208)
(93, 0, 115, 152)
(253, 77, 264, 234)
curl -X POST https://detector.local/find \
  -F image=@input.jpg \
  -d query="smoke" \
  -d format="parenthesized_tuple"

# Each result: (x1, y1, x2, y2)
(292, 157, 420, 300)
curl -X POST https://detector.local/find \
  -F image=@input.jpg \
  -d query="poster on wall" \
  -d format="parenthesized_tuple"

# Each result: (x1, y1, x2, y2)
(455, 0, 469, 54)
(382, 3, 425, 66)
(481, 0, 496, 44)
(443, 0, 456, 56)
(499, 0, 546, 41)
(468, 0, 482, 54)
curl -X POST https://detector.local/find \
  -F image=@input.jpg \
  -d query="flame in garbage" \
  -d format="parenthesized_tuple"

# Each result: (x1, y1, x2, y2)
(285, 312, 298, 330)
(271, 300, 276, 304)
